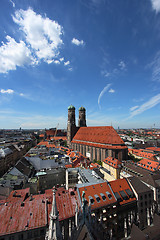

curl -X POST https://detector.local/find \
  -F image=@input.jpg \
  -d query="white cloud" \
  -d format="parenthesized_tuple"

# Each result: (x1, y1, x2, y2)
(109, 88, 115, 93)
(118, 60, 126, 70)
(151, 0, 160, 13)
(64, 60, 70, 66)
(101, 70, 110, 78)
(0, 89, 14, 94)
(104, 72, 110, 77)
(9, 0, 15, 8)
(101, 60, 126, 79)
(12, 8, 63, 63)
(0, 9, 67, 73)
(130, 105, 139, 111)
(129, 94, 160, 118)
(54, 60, 60, 64)
(68, 67, 73, 71)
(0, 36, 34, 73)
(150, 51, 160, 82)
(71, 38, 84, 46)
(98, 83, 111, 107)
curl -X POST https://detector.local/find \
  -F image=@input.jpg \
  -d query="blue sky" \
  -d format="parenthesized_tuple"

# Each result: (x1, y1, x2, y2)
(0, 0, 160, 129)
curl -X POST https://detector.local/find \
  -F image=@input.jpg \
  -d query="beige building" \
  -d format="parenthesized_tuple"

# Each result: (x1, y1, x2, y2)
(100, 156, 122, 181)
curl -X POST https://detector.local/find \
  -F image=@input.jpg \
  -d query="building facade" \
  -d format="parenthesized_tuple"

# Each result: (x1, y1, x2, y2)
(67, 105, 128, 162)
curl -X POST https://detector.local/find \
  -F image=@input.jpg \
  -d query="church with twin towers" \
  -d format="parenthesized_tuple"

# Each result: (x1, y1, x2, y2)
(67, 105, 128, 162)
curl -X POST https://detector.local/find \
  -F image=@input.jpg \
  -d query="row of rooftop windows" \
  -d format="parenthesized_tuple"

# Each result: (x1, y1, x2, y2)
(88, 191, 112, 204)
(137, 162, 158, 171)
(123, 166, 143, 177)
(87, 188, 134, 205)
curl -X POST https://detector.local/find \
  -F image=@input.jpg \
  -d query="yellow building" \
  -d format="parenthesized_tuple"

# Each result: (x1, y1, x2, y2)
(101, 157, 122, 180)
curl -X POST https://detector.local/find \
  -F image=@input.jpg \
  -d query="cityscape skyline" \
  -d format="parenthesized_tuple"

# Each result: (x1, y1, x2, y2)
(0, 0, 160, 129)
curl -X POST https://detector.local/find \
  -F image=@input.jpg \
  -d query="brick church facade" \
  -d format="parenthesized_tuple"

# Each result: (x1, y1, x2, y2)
(67, 105, 128, 161)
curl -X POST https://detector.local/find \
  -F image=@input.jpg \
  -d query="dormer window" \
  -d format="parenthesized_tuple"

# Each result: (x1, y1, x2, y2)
(94, 194, 101, 203)
(100, 193, 106, 201)
(88, 196, 94, 205)
(106, 191, 112, 199)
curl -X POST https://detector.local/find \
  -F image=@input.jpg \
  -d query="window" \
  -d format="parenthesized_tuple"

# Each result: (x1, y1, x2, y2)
(94, 194, 101, 203)
(105, 150, 108, 158)
(100, 193, 106, 201)
(115, 150, 119, 159)
(114, 192, 122, 202)
(99, 148, 101, 161)
(88, 196, 94, 205)
(106, 191, 112, 199)
(119, 190, 128, 200)
(95, 148, 97, 160)
(125, 189, 134, 198)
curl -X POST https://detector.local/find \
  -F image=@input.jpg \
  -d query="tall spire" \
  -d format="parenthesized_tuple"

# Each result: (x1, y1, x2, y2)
(75, 201, 78, 227)
(48, 188, 62, 240)
(67, 104, 76, 147)
(78, 106, 86, 127)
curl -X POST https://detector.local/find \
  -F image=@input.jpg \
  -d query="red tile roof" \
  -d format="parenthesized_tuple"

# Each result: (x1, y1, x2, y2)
(0, 187, 80, 236)
(38, 141, 56, 148)
(103, 157, 122, 169)
(65, 164, 73, 168)
(109, 178, 136, 206)
(146, 147, 160, 152)
(50, 136, 67, 141)
(71, 140, 128, 149)
(78, 182, 117, 210)
(0, 190, 46, 236)
(72, 126, 125, 146)
(129, 149, 156, 160)
(67, 151, 89, 167)
(89, 163, 99, 169)
(39, 134, 44, 138)
(137, 158, 160, 172)
(45, 187, 80, 222)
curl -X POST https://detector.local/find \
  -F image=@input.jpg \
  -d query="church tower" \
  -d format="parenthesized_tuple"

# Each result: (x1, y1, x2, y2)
(78, 106, 87, 127)
(67, 105, 77, 147)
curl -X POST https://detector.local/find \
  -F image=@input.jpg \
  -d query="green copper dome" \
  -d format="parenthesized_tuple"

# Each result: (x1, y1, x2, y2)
(68, 104, 75, 110)
(79, 106, 86, 111)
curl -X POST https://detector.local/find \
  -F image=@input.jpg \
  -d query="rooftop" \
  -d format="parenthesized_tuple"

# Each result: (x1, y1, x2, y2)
(72, 126, 125, 145)
(127, 176, 153, 194)
(0, 187, 80, 236)
(77, 181, 117, 210)
(103, 157, 122, 169)
(109, 178, 136, 206)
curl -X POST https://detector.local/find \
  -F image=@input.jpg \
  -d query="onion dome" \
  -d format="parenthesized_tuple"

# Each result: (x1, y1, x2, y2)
(68, 104, 75, 110)
(79, 106, 86, 111)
